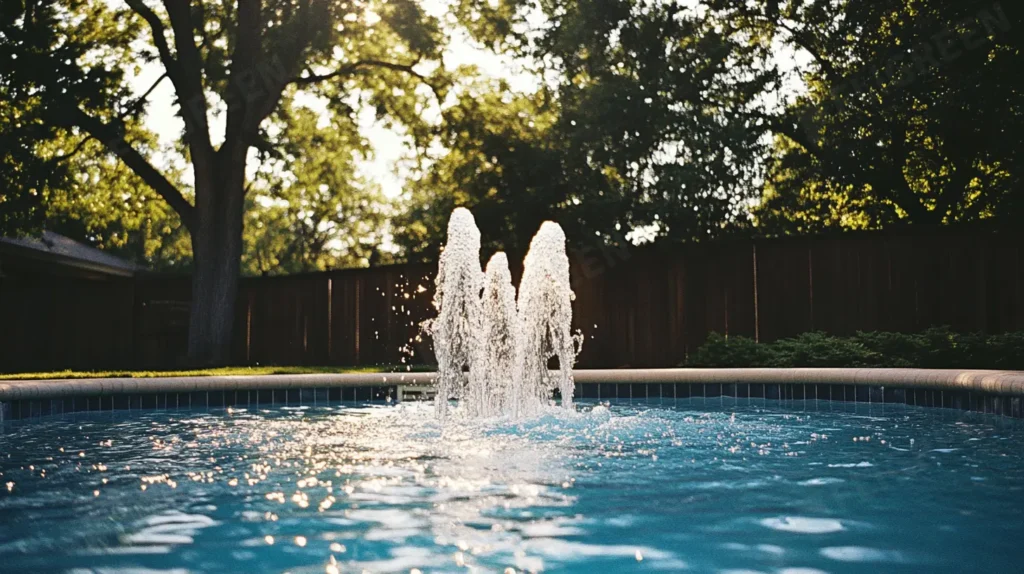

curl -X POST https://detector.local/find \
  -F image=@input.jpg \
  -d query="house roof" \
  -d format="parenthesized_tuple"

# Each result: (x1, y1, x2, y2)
(0, 231, 138, 277)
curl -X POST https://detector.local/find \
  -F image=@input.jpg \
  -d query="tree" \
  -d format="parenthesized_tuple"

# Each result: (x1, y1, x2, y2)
(2, 0, 447, 364)
(728, 0, 1024, 232)
(395, 0, 775, 257)
(243, 106, 391, 274)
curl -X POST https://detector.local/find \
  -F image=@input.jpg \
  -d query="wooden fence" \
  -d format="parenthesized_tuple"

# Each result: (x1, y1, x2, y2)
(2, 227, 1022, 372)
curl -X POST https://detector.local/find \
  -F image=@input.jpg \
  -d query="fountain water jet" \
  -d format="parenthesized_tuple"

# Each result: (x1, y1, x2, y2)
(430, 208, 484, 418)
(512, 222, 578, 417)
(430, 209, 580, 418)
(470, 252, 518, 417)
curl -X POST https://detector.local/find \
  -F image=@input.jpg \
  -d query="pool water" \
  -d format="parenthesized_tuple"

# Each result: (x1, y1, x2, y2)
(1, 401, 1022, 573)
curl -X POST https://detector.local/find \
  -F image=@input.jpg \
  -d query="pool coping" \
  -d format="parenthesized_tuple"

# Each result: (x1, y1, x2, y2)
(1, 368, 1023, 421)
(1, 368, 1024, 401)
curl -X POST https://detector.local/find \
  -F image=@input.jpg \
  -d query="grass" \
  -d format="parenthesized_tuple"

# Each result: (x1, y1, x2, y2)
(0, 364, 434, 381)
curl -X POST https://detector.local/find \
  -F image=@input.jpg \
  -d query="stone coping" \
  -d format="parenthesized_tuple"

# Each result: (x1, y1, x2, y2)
(1, 368, 1023, 401)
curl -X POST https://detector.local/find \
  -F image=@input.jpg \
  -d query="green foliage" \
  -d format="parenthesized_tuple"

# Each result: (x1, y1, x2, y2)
(767, 332, 879, 368)
(396, 0, 775, 259)
(685, 332, 772, 368)
(686, 328, 1024, 370)
(741, 0, 1024, 233)
(243, 107, 391, 275)
(2, 0, 448, 275)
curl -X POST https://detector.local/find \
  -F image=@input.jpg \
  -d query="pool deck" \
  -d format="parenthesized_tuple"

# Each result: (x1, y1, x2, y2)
(2, 368, 1023, 401)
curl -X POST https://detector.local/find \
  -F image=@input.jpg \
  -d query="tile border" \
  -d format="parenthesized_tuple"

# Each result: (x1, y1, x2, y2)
(2, 368, 1023, 421)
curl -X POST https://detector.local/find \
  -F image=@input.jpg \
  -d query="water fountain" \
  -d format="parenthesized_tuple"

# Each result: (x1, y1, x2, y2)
(430, 208, 484, 418)
(430, 209, 580, 418)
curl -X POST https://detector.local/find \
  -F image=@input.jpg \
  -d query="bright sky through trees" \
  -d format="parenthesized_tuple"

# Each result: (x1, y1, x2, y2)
(129, 0, 543, 200)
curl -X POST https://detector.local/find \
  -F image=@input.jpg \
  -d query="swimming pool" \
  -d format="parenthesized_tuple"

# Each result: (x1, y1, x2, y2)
(1, 401, 1022, 572)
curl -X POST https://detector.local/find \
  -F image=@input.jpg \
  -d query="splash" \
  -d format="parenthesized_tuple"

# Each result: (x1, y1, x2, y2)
(430, 210, 580, 418)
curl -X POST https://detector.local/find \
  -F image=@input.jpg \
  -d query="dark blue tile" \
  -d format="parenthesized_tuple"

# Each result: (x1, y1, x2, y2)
(793, 385, 806, 401)
(805, 385, 816, 400)
(286, 389, 300, 404)
(208, 391, 225, 408)
(882, 387, 897, 403)
(630, 383, 647, 399)
(355, 387, 371, 402)
(855, 386, 869, 403)
(616, 383, 631, 399)
(273, 389, 287, 404)
(815, 384, 831, 401)
(114, 395, 130, 410)
(598, 383, 615, 399)
(300, 389, 315, 404)
(749, 383, 764, 399)
(328, 387, 342, 402)
(1011, 397, 1022, 418)
(892, 388, 906, 404)
(842, 386, 854, 402)
(141, 394, 156, 409)
(315, 388, 329, 404)
(188, 392, 206, 409)
(736, 383, 749, 399)
(869, 386, 883, 403)
(765, 384, 780, 400)
(691, 384, 705, 398)
(580, 383, 599, 399)
(952, 391, 968, 411)
(706, 383, 722, 398)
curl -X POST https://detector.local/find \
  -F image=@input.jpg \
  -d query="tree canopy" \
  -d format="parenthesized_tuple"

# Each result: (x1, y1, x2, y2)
(1, 0, 1021, 364)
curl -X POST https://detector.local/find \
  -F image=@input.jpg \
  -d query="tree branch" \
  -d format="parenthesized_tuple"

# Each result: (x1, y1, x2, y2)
(290, 58, 425, 85)
(163, 0, 214, 158)
(127, 0, 214, 172)
(119, 72, 167, 121)
(222, 0, 264, 159)
(125, 0, 183, 88)
(67, 107, 195, 232)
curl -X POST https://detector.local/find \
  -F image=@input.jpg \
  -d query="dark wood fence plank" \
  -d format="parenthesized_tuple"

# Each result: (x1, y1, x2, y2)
(4, 229, 1024, 372)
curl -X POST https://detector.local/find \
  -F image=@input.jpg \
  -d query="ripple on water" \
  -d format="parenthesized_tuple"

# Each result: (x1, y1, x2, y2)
(1, 402, 1023, 574)
(820, 546, 911, 563)
(760, 517, 846, 534)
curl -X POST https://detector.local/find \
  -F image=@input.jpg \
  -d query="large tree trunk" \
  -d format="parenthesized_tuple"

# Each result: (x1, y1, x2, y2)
(186, 162, 245, 366)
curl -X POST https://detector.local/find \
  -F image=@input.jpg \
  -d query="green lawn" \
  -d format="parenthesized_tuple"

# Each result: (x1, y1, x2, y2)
(0, 365, 434, 381)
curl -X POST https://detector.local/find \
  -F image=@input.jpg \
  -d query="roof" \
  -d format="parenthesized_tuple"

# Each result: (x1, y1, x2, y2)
(0, 231, 138, 277)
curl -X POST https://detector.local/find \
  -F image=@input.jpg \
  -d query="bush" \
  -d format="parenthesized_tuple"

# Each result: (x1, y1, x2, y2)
(685, 333, 769, 367)
(684, 327, 1024, 370)
(768, 332, 878, 367)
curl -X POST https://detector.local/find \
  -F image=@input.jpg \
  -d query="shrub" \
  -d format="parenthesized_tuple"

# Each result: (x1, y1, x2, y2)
(685, 333, 769, 367)
(684, 328, 1024, 370)
(768, 331, 879, 367)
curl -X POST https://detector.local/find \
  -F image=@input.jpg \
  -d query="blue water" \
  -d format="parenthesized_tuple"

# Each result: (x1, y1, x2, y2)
(1, 401, 1022, 573)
